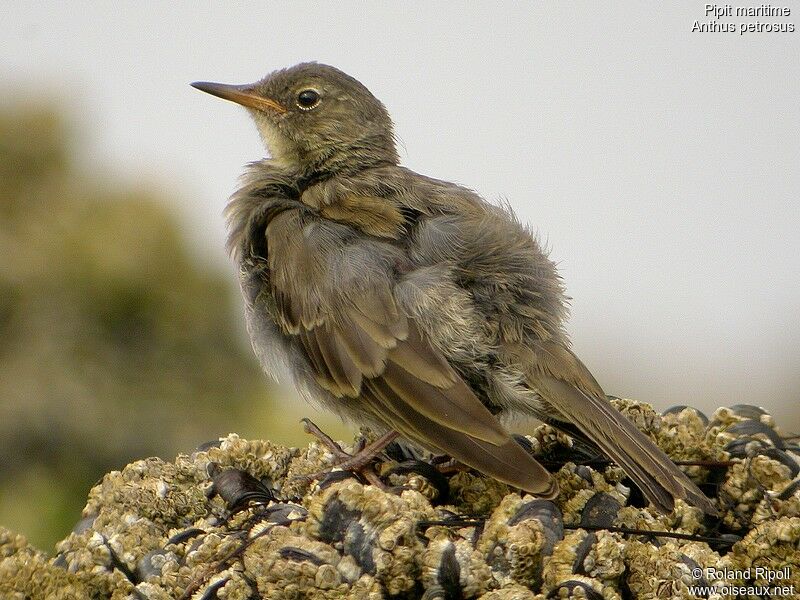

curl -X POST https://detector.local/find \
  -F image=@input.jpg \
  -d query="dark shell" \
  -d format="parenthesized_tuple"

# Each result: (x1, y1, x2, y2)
(573, 465, 594, 483)
(166, 528, 205, 546)
(729, 404, 769, 420)
(663, 405, 709, 425)
(316, 497, 361, 545)
(579, 492, 622, 528)
(196, 439, 223, 452)
(726, 420, 784, 449)
(725, 438, 769, 458)
(386, 459, 450, 503)
(681, 555, 710, 589)
(52, 553, 68, 569)
(135, 549, 167, 581)
(197, 577, 229, 600)
(315, 496, 377, 574)
(761, 448, 799, 478)
(546, 580, 604, 600)
(343, 520, 377, 574)
(709, 533, 743, 552)
(278, 546, 326, 566)
(572, 531, 597, 575)
(71, 513, 97, 535)
(433, 542, 461, 598)
(383, 439, 426, 462)
(318, 469, 359, 489)
(420, 585, 448, 600)
(207, 464, 275, 510)
(777, 479, 800, 501)
(512, 433, 537, 456)
(259, 503, 308, 526)
(509, 499, 564, 555)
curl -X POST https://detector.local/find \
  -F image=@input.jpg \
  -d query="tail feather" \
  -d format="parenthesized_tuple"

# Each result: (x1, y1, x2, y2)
(365, 377, 558, 497)
(537, 375, 717, 515)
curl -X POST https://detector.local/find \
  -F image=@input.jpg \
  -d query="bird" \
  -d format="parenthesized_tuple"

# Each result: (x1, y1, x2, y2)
(192, 62, 717, 515)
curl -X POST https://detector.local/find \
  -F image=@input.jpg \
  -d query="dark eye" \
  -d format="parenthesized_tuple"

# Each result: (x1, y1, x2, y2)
(296, 89, 320, 110)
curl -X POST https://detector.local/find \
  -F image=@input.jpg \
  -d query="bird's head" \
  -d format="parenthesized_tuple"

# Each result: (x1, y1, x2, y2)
(192, 62, 398, 177)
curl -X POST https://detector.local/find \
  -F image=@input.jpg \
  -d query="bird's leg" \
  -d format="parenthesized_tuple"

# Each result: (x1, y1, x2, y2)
(335, 430, 399, 471)
(299, 419, 399, 489)
(300, 418, 351, 461)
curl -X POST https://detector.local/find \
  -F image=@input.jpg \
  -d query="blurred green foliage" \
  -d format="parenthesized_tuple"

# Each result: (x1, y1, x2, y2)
(0, 105, 351, 550)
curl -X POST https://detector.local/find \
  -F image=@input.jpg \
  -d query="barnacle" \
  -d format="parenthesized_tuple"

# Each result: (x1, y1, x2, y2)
(2, 401, 798, 597)
(476, 494, 564, 588)
(725, 517, 800, 589)
(420, 534, 495, 597)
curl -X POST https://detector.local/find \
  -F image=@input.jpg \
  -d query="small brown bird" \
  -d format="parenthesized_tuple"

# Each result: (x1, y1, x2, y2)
(192, 63, 716, 515)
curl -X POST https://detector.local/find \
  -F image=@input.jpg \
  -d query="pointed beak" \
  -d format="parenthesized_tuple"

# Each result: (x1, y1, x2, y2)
(190, 81, 287, 114)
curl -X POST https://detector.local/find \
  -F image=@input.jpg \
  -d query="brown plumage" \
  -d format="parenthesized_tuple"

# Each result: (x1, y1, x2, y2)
(192, 63, 717, 515)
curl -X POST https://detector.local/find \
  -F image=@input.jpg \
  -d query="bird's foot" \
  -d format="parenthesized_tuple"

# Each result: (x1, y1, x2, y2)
(299, 418, 400, 490)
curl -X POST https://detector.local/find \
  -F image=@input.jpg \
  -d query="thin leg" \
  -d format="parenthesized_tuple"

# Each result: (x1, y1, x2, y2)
(299, 419, 399, 488)
(336, 430, 399, 471)
(301, 418, 351, 460)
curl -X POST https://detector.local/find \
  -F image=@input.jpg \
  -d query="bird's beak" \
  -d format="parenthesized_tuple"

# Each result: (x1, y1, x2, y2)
(190, 81, 287, 114)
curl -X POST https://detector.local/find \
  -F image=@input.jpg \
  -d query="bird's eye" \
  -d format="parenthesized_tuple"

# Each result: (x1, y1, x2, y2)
(296, 89, 321, 110)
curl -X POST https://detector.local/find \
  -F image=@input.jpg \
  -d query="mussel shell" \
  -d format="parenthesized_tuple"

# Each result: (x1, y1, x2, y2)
(726, 420, 783, 449)
(278, 546, 326, 565)
(546, 580, 604, 600)
(135, 549, 167, 581)
(318, 469, 359, 489)
(572, 532, 597, 575)
(508, 499, 564, 555)
(680, 554, 710, 588)
(166, 528, 205, 546)
(420, 585, 448, 600)
(196, 439, 223, 452)
(579, 492, 622, 528)
(729, 404, 769, 420)
(777, 478, 800, 501)
(708, 533, 743, 552)
(761, 448, 799, 478)
(663, 405, 709, 425)
(386, 459, 450, 504)
(434, 543, 462, 598)
(208, 464, 275, 509)
(573, 465, 594, 483)
(196, 577, 229, 600)
(259, 503, 308, 526)
(71, 514, 97, 535)
(725, 437, 768, 458)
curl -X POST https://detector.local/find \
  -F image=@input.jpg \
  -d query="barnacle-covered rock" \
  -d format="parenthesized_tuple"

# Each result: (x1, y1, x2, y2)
(419, 534, 495, 598)
(543, 576, 607, 600)
(657, 406, 725, 480)
(724, 516, 800, 589)
(624, 539, 711, 599)
(718, 453, 796, 529)
(448, 470, 512, 515)
(608, 396, 663, 437)
(305, 478, 436, 596)
(545, 529, 625, 590)
(477, 583, 538, 599)
(1, 401, 798, 598)
(476, 495, 564, 588)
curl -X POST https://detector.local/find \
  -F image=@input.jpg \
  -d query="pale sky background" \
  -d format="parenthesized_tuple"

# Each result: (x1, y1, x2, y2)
(3, 2, 798, 426)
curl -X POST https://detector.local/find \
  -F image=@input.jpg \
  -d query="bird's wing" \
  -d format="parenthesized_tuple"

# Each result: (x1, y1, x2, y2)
(511, 340, 717, 515)
(265, 209, 556, 495)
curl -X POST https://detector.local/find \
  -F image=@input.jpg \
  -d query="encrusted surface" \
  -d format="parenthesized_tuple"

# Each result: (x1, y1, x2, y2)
(1, 402, 799, 599)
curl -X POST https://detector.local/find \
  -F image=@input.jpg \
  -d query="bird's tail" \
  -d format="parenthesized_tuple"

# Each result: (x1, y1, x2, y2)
(364, 377, 559, 497)
(536, 375, 717, 515)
